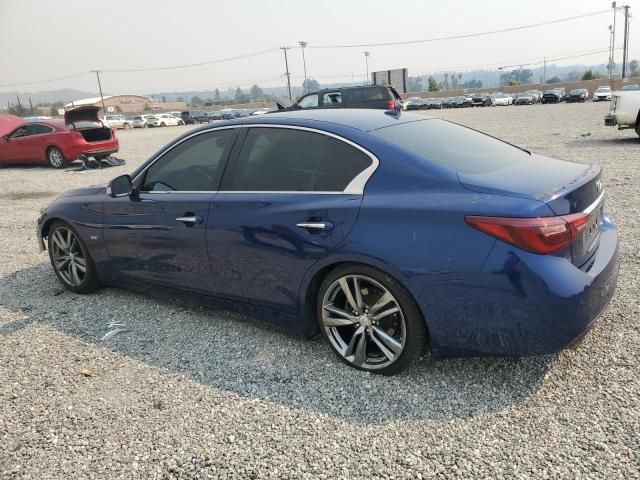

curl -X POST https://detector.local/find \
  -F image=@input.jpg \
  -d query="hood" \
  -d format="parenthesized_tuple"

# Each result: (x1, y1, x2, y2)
(60, 185, 106, 198)
(64, 106, 101, 125)
(0, 115, 24, 136)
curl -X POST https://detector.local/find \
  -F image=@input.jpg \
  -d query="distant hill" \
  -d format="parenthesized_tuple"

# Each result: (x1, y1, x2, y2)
(0, 89, 99, 106)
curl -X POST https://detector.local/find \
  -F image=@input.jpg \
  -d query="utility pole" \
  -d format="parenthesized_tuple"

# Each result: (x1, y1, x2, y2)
(608, 25, 614, 79)
(364, 51, 370, 84)
(91, 70, 107, 116)
(611, 2, 618, 78)
(280, 47, 292, 101)
(621, 5, 631, 79)
(299, 41, 308, 93)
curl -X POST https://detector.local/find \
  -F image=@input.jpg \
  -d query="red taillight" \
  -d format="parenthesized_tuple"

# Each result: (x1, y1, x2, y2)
(387, 99, 395, 110)
(465, 213, 589, 254)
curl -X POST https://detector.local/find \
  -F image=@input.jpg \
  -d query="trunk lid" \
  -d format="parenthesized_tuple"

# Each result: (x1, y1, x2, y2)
(64, 106, 102, 126)
(459, 154, 604, 266)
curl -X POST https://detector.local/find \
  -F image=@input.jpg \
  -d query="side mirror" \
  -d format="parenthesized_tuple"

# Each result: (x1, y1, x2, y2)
(2, 134, 9, 141)
(107, 174, 133, 198)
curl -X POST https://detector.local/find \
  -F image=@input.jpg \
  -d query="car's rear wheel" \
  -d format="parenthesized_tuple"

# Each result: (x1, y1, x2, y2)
(160, 122, 166, 127)
(47, 221, 100, 294)
(46, 147, 67, 169)
(317, 265, 427, 375)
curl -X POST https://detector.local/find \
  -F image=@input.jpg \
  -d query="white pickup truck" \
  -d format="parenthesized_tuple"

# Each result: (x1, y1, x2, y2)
(604, 90, 640, 137)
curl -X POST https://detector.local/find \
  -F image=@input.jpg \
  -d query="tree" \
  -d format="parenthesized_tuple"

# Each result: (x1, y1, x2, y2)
(143, 102, 151, 111)
(443, 72, 450, 90)
(235, 87, 246, 103)
(190, 95, 203, 105)
(451, 73, 459, 90)
(581, 70, 594, 81)
(507, 79, 521, 86)
(249, 85, 264, 102)
(302, 78, 320, 93)
(630, 59, 639, 76)
(500, 69, 533, 86)
(214, 89, 221, 103)
(460, 79, 482, 89)
(115, 105, 122, 113)
(546, 76, 562, 84)
(427, 77, 439, 92)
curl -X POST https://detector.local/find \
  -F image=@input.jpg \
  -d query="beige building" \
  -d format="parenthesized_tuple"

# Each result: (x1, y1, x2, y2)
(64, 95, 187, 114)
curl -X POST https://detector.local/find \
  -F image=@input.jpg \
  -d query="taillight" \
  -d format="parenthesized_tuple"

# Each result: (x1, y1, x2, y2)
(387, 99, 395, 110)
(465, 214, 589, 254)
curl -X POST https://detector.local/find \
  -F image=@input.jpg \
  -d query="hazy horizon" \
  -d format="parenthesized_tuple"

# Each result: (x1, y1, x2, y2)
(1, 0, 638, 96)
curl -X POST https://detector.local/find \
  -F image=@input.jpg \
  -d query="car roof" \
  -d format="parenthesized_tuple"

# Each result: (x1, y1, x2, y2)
(231, 108, 429, 132)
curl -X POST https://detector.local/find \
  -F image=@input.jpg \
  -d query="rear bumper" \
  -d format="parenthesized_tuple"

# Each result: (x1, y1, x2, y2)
(421, 216, 619, 358)
(604, 114, 617, 126)
(65, 138, 119, 159)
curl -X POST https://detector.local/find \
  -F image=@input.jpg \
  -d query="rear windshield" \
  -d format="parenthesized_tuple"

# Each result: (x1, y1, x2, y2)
(344, 87, 390, 103)
(372, 119, 530, 174)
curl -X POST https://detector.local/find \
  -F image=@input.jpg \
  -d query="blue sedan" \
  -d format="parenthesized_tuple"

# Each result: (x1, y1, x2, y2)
(37, 109, 619, 374)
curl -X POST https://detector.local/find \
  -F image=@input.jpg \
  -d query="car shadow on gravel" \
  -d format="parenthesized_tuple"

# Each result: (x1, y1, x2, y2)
(566, 136, 640, 148)
(0, 263, 556, 425)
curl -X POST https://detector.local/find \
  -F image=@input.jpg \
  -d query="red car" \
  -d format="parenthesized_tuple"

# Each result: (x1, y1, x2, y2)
(0, 106, 119, 168)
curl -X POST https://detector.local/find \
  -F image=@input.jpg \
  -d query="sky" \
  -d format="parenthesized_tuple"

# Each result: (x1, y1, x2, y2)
(0, 0, 638, 95)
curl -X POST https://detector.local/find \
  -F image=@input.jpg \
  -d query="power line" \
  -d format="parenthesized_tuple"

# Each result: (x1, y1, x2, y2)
(102, 48, 279, 73)
(0, 72, 90, 88)
(308, 10, 611, 48)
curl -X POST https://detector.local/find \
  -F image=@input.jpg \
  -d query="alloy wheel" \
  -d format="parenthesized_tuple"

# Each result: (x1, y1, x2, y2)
(50, 226, 87, 287)
(48, 148, 64, 168)
(321, 274, 406, 370)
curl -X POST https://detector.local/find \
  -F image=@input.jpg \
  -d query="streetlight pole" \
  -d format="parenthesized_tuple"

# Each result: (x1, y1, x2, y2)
(611, 2, 618, 78)
(364, 51, 370, 84)
(91, 70, 106, 116)
(280, 47, 292, 101)
(299, 41, 308, 93)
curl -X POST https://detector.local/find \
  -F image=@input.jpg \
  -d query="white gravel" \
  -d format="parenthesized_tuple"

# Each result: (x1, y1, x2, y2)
(1, 105, 639, 479)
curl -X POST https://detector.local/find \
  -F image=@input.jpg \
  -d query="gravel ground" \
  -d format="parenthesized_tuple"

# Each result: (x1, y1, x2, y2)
(1, 104, 639, 479)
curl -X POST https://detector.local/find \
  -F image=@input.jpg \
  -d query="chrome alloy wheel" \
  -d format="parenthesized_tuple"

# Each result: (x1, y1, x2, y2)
(50, 226, 87, 287)
(48, 148, 64, 168)
(321, 275, 406, 370)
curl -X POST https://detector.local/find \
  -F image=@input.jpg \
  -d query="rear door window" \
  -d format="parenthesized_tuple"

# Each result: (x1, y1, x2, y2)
(322, 92, 343, 107)
(227, 128, 371, 192)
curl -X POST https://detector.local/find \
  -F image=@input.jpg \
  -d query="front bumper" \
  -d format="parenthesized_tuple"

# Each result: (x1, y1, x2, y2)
(421, 216, 619, 358)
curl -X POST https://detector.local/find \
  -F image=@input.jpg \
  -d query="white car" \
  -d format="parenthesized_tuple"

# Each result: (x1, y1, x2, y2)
(593, 86, 612, 102)
(102, 115, 132, 130)
(605, 89, 640, 137)
(251, 108, 270, 116)
(493, 92, 513, 106)
(132, 114, 153, 128)
(147, 114, 183, 127)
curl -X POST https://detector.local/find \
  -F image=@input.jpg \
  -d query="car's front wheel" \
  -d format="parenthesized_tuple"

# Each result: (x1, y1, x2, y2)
(47, 221, 100, 294)
(46, 146, 67, 169)
(317, 264, 427, 375)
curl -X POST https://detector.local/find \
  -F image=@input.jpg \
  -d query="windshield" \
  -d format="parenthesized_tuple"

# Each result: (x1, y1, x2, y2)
(495, 93, 505, 98)
(596, 87, 611, 92)
(372, 119, 529, 174)
(570, 90, 582, 94)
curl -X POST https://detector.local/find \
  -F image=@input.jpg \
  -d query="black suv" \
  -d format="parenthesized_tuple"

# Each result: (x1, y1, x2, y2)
(277, 85, 404, 111)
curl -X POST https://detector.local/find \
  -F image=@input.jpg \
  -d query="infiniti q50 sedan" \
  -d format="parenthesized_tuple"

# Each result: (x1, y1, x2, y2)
(37, 109, 619, 375)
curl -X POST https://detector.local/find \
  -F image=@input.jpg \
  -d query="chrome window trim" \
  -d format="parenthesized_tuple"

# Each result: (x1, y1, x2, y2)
(133, 124, 380, 196)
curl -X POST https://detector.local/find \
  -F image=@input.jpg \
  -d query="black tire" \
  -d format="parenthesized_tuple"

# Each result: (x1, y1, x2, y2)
(46, 146, 67, 169)
(317, 264, 427, 375)
(47, 220, 100, 294)
(160, 122, 166, 127)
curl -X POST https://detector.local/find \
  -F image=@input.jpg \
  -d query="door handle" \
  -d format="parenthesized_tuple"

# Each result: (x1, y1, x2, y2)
(176, 216, 203, 226)
(296, 222, 333, 232)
